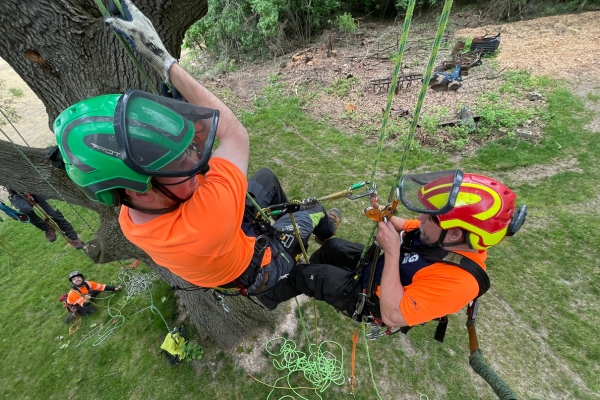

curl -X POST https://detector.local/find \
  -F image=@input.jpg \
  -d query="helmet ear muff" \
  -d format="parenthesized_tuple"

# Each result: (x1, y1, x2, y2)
(97, 190, 121, 207)
(465, 232, 487, 250)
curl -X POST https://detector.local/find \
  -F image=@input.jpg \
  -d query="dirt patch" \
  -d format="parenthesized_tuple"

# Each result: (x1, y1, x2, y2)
(211, 12, 600, 155)
(494, 156, 583, 186)
(455, 11, 600, 81)
(230, 295, 308, 374)
(0, 58, 55, 148)
(570, 80, 600, 133)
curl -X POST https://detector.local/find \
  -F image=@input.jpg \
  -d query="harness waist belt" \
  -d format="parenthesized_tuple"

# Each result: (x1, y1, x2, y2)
(221, 235, 269, 291)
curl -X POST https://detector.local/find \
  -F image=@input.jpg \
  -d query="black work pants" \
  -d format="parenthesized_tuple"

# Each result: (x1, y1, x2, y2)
(9, 194, 78, 240)
(75, 303, 97, 317)
(243, 169, 338, 294)
(256, 238, 365, 312)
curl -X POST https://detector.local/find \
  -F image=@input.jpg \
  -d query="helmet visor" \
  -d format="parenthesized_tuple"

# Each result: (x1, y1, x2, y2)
(400, 170, 463, 215)
(114, 90, 219, 177)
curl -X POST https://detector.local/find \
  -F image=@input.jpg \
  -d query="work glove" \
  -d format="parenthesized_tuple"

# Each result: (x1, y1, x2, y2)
(104, 0, 177, 81)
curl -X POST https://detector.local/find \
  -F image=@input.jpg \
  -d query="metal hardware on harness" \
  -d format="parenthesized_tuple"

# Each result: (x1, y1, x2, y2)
(364, 199, 399, 222)
(255, 234, 269, 253)
(352, 293, 367, 323)
(289, 212, 310, 263)
(467, 299, 479, 322)
(263, 198, 318, 218)
(212, 290, 230, 313)
(365, 187, 401, 222)
(317, 181, 374, 202)
(347, 181, 376, 200)
(362, 315, 386, 341)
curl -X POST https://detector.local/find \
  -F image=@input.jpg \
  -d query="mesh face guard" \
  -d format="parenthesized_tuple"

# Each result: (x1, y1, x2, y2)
(114, 90, 219, 178)
(400, 170, 463, 215)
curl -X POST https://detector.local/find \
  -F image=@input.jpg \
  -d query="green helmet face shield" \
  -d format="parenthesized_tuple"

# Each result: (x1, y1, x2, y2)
(114, 90, 219, 178)
(399, 170, 463, 215)
(54, 90, 219, 206)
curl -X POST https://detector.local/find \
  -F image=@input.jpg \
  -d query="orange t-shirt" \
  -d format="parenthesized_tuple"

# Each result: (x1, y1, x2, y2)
(395, 220, 487, 326)
(67, 281, 106, 306)
(119, 158, 271, 288)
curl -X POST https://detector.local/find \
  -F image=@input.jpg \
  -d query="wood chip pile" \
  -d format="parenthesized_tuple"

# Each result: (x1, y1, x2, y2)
(455, 11, 600, 80)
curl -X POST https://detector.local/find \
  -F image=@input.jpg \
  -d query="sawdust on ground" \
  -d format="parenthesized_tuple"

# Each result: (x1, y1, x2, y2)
(212, 11, 600, 155)
(455, 11, 600, 81)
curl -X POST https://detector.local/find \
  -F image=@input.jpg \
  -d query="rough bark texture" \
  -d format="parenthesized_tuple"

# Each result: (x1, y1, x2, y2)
(0, 0, 279, 348)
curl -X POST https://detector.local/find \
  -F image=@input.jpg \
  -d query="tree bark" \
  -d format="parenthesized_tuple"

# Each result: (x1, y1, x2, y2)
(0, 0, 279, 348)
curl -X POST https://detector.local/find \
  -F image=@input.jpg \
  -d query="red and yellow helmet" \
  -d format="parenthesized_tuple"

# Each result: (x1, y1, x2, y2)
(416, 173, 516, 250)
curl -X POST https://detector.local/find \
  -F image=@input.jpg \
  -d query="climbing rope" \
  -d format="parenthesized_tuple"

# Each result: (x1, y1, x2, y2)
(362, 322, 383, 400)
(74, 268, 169, 347)
(252, 297, 345, 400)
(92, 0, 158, 94)
(369, 0, 418, 185)
(21, 192, 77, 247)
(0, 236, 37, 272)
(356, 0, 419, 264)
(348, 0, 459, 396)
(389, 0, 455, 198)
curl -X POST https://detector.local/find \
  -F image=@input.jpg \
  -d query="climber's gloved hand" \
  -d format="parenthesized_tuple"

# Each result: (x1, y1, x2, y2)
(104, 0, 177, 81)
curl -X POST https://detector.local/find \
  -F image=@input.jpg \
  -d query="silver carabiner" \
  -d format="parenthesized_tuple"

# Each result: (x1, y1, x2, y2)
(212, 290, 230, 313)
(352, 293, 367, 323)
(365, 323, 385, 341)
(348, 182, 377, 200)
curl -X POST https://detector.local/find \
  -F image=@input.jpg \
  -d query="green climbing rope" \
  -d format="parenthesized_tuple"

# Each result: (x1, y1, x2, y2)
(92, 0, 158, 94)
(389, 0, 454, 200)
(369, 0, 418, 185)
(356, 0, 419, 264)
(255, 298, 345, 400)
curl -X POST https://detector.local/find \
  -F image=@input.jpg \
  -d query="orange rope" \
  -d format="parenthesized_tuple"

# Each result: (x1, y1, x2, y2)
(350, 326, 359, 394)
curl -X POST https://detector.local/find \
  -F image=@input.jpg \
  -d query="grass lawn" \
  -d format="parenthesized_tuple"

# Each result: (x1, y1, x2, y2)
(0, 70, 599, 400)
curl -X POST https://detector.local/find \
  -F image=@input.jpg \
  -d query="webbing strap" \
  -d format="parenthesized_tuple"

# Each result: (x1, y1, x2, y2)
(409, 245, 490, 298)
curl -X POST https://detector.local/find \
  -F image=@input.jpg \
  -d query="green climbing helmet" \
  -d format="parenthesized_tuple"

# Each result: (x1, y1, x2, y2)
(53, 90, 219, 206)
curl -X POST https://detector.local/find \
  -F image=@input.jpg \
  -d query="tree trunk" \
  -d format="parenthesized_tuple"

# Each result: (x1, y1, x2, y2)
(0, 0, 279, 348)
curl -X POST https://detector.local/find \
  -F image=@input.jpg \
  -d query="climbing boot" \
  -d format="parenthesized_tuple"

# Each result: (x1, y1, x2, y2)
(65, 312, 77, 324)
(72, 239, 84, 250)
(315, 208, 341, 245)
(44, 228, 57, 243)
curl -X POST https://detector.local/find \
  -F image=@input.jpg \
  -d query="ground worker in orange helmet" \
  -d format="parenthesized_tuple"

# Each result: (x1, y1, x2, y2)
(258, 170, 526, 332)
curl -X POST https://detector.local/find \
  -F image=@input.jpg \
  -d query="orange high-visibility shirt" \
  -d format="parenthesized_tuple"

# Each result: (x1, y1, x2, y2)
(378, 219, 487, 326)
(119, 158, 271, 288)
(67, 281, 106, 306)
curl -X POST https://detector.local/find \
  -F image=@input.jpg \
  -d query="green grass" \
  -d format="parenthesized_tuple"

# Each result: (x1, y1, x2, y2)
(1, 71, 600, 399)
(325, 77, 360, 98)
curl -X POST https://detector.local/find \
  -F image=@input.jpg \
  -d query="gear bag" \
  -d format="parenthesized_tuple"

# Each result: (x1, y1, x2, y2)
(58, 293, 78, 313)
